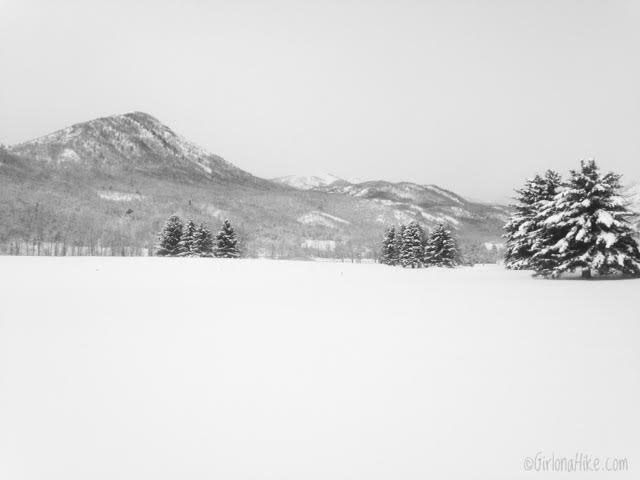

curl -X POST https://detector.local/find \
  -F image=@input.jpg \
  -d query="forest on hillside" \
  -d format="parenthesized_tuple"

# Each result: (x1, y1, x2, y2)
(0, 146, 501, 261)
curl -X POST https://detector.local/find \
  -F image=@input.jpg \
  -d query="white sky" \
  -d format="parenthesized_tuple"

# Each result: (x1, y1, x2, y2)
(1, 0, 639, 201)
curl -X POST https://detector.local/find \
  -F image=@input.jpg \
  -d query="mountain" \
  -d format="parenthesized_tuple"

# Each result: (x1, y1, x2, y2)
(272, 175, 510, 234)
(314, 179, 509, 230)
(320, 180, 468, 204)
(624, 182, 640, 231)
(8, 111, 264, 184)
(271, 173, 344, 190)
(0, 112, 507, 259)
(624, 182, 640, 210)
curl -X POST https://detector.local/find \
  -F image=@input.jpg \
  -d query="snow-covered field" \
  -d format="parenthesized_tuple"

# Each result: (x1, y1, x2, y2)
(1, 258, 638, 480)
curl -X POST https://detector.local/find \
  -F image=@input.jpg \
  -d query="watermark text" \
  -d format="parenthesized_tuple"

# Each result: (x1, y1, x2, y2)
(523, 452, 629, 473)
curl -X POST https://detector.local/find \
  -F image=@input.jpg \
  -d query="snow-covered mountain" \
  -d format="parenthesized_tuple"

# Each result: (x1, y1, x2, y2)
(271, 173, 344, 190)
(624, 182, 640, 212)
(314, 180, 509, 228)
(624, 182, 640, 231)
(1, 112, 508, 258)
(319, 181, 468, 204)
(9, 111, 263, 184)
(269, 174, 509, 231)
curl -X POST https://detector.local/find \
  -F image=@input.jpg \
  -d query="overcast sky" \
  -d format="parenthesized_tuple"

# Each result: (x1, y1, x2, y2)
(1, 0, 639, 201)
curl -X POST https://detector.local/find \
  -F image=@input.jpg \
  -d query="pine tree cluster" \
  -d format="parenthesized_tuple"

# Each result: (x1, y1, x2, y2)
(156, 216, 240, 258)
(503, 160, 640, 278)
(380, 222, 458, 268)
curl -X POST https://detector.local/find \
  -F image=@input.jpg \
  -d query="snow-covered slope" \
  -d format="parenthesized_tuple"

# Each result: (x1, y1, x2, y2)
(625, 182, 640, 212)
(315, 179, 508, 230)
(271, 176, 506, 232)
(320, 180, 468, 205)
(1, 257, 637, 479)
(624, 182, 640, 232)
(271, 173, 344, 190)
(9, 112, 260, 183)
(297, 211, 350, 228)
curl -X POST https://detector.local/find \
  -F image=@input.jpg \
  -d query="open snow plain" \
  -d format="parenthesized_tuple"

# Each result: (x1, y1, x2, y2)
(1, 257, 638, 480)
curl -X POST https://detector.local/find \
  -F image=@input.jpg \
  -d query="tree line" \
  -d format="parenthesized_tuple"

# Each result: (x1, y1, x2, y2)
(503, 160, 640, 278)
(380, 222, 458, 267)
(156, 215, 240, 258)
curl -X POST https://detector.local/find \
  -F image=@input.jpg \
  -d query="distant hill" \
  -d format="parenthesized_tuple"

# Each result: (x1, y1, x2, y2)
(0, 112, 507, 259)
(624, 181, 640, 231)
(625, 182, 640, 210)
(271, 173, 344, 190)
(9, 111, 266, 185)
(315, 179, 510, 232)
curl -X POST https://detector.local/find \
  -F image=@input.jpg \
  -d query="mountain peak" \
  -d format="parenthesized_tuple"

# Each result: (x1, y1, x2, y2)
(118, 111, 168, 130)
(122, 111, 160, 121)
(8, 112, 261, 184)
(271, 173, 346, 190)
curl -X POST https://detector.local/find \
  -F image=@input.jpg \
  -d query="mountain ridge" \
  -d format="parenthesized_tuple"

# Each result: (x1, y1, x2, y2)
(1, 112, 508, 259)
(8, 111, 270, 186)
(271, 173, 344, 190)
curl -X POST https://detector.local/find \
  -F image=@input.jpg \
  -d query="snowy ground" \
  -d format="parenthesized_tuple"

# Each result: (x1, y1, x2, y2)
(0, 258, 638, 480)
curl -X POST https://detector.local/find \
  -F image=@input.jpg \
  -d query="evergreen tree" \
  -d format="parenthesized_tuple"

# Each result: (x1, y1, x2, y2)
(425, 224, 458, 267)
(503, 171, 562, 269)
(156, 215, 183, 256)
(177, 219, 197, 256)
(394, 224, 406, 264)
(415, 223, 427, 264)
(503, 175, 540, 269)
(531, 160, 640, 278)
(380, 226, 399, 265)
(419, 224, 429, 252)
(191, 223, 214, 257)
(524, 171, 566, 274)
(400, 222, 425, 268)
(215, 219, 240, 258)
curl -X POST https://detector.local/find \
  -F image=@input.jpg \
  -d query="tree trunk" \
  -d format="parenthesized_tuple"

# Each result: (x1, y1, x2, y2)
(581, 269, 592, 279)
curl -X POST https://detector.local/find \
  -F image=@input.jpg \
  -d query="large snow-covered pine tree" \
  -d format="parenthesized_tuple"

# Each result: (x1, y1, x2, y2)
(156, 215, 183, 256)
(177, 219, 197, 256)
(380, 226, 399, 265)
(215, 219, 240, 258)
(400, 222, 425, 268)
(503, 170, 562, 269)
(531, 160, 640, 278)
(425, 224, 458, 267)
(503, 174, 544, 269)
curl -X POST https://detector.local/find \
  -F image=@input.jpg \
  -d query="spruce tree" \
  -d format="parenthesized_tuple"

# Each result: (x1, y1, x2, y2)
(524, 170, 565, 273)
(531, 160, 640, 278)
(416, 223, 427, 264)
(215, 219, 240, 258)
(191, 223, 214, 257)
(394, 224, 406, 264)
(425, 224, 458, 267)
(177, 219, 197, 256)
(400, 222, 425, 268)
(419, 224, 429, 252)
(503, 169, 563, 270)
(380, 226, 399, 265)
(156, 215, 183, 256)
(503, 175, 540, 269)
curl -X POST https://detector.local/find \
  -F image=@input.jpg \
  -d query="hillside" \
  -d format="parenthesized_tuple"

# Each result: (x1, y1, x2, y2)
(624, 182, 640, 231)
(317, 180, 509, 227)
(625, 182, 640, 210)
(271, 173, 343, 190)
(0, 113, 507, 259)
(8, 112, 265, 185)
